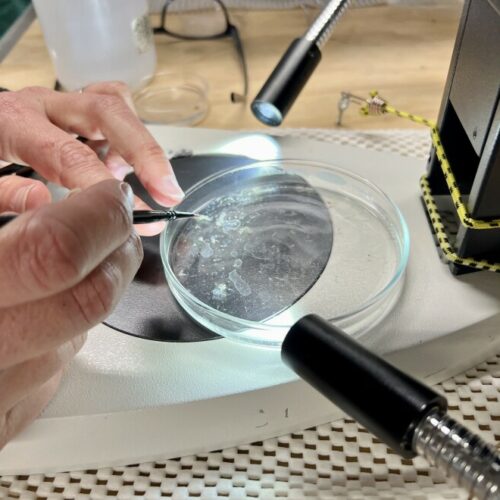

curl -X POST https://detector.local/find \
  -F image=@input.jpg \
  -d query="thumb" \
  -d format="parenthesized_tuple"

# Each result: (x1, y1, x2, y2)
(0, 176, 51, 213)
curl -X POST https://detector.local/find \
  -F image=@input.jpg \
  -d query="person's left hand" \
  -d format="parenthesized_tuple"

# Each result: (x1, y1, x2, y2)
(0, 178, 143, 448)
(0, 82, 185, 235)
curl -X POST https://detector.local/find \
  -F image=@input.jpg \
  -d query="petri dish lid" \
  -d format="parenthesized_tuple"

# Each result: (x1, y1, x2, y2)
(134, 71, 209, 126)
(160, 160, 409, 348)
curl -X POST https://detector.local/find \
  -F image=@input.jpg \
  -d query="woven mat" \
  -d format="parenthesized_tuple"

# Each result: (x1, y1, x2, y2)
(1, 129, 498, 500)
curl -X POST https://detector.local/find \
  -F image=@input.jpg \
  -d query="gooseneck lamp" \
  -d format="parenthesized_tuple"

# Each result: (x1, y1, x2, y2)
(251, 0, 350, 126)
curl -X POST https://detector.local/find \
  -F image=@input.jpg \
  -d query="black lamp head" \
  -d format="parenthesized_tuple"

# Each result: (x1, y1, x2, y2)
(251, 38, 322, 126)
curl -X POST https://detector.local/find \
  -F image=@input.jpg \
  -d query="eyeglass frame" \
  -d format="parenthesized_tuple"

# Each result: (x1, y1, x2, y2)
(153, 0, 248, 103)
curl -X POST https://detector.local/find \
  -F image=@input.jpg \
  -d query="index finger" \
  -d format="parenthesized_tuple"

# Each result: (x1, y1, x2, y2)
(44, 92, 185, 207)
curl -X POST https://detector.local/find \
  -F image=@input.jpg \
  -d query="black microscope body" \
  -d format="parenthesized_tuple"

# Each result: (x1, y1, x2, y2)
(426, 0, 500, 273)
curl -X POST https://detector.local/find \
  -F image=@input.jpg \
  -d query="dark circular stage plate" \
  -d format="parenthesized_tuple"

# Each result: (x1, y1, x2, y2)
(104, 154, 255, 342)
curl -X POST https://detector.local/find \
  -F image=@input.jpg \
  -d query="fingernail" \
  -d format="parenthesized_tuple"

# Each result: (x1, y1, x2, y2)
(159, 175, 185, 203)
(120, 182, 135, 209)
(65, 188, 82, 199)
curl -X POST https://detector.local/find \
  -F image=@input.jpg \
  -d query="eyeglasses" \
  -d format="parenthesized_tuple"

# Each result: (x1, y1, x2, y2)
(154, 0, 248, 103)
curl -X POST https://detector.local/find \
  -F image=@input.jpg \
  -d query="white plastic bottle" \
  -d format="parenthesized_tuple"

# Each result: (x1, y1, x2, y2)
(33, 0, 156, 91)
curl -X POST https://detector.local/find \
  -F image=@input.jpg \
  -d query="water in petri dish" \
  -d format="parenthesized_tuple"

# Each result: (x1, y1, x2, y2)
(168, 173, 333, 322)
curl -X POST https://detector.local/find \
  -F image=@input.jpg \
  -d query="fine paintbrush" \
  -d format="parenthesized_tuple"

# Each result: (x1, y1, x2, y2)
(132, 210, 199, 223)
(0, 210, 199, 228)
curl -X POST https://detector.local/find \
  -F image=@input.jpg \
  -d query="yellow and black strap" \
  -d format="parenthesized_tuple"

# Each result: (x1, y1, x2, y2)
(356, 91, 500, 273)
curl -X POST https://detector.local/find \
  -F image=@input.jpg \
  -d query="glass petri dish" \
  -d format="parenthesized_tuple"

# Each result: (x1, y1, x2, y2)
(133, 71, 209, 126)
(160, 160, 409, 348)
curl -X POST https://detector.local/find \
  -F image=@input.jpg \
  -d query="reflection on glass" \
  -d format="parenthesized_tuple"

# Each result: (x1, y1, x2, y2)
(169, 172, 333, 322)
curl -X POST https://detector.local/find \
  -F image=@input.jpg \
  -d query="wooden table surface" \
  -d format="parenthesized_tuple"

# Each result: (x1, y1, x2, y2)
(0, 4, 462, 130)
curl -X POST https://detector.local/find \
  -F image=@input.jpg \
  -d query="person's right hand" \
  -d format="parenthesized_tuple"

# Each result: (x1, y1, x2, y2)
(0, 84, 185, 236)
(0, 178, 143, 449)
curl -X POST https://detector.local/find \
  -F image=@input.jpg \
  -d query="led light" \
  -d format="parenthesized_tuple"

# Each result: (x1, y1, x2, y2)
(251, 101, 283, 126)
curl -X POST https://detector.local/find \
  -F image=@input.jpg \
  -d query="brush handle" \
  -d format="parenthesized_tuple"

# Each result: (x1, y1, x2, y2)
(0, 215, 15, 227)
(0, 211, 191, 228)
(132, 210, 178, 224)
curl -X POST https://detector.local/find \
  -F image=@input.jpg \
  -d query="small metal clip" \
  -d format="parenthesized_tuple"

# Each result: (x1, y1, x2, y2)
(337, 91, 385, 125)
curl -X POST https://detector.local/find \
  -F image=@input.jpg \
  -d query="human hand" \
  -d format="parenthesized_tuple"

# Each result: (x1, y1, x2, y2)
(0, 179, 143, 449)
(0, 82, 184, 235)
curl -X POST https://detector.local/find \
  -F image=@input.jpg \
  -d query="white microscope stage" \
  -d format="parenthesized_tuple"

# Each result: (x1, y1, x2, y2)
(1, 127, 499, 474)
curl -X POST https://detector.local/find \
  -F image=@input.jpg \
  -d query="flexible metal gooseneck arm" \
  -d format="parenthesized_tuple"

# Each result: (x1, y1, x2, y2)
(303, 0, 351, 48)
